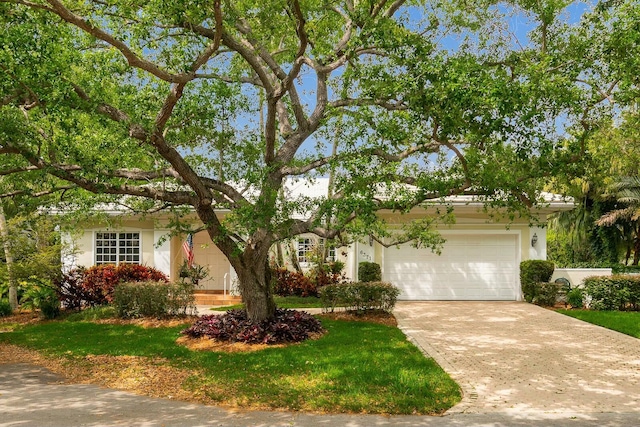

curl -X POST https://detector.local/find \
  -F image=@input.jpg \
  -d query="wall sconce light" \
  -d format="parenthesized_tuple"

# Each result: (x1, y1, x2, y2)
(531, 233, 538, 247)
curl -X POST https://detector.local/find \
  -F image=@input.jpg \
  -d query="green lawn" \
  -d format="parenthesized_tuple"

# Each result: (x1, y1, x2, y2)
(0, 312, 460, 414)
(558, 309, 640, 338)
(211, 296, 323, 311)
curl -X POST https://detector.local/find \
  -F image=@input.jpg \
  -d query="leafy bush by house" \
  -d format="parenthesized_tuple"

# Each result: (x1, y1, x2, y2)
(583, 275, 640, 311)
(531, 282, 560, 307)
(272, 268, 317, 297)
(181, 308, 324, 344)
(309, 261, 346, 288)
(60, 264, 169, 307)
(520, 260, 555, 303)
(319, 282, 400, 313)
(566, 288, 584, 308)
(113, 281, 197, 318)
(0, 299, 11, 317)
(55, 267, 90, 310)
(358, 262, 382, 282)
(20, 279, 60, 319)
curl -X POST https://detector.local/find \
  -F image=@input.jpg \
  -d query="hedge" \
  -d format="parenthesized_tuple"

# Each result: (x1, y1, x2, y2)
(358, 262, 382, 282)
(319, 281, 400, 313)
(56, 264, 168, 308)
(583, 275, 640, 311)
(113, 281, 197, 318)
(520, 260, 555, 303)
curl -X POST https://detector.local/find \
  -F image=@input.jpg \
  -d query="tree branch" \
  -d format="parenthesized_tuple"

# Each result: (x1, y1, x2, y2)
(155, 0, 223, 132)
(70, 82, 148, 140)
(0, 185, 75, 200)
(42, 1, 190, 83)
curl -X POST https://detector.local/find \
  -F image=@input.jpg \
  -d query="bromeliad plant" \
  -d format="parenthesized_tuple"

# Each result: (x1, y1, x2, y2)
(181, 308, 324, 344)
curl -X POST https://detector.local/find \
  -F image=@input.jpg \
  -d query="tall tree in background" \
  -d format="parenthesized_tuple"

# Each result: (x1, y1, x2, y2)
(0, 1, 628, 321)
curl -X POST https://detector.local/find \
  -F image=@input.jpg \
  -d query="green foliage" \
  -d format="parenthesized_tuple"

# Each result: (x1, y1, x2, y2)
(358, 262, 382, 282)
(20, 278, 60, 319)
(113, 281, 196, 319)
(2, 0, 634, 322)
(612, 265, 640, 274)
(531, 282, 560, 307)
(0, 214, 62, 288)
(64, 306, 116, 322)
(319, 282, 400, 313)
(566, 288, 584, 308)
(308, 261, 346, 290)
(583, 275, 640, 311)
(520, 260, 555, 303)
(0, 299, 11, 317)
(178, 262, 209, 286)
(80, 264, 169, 306)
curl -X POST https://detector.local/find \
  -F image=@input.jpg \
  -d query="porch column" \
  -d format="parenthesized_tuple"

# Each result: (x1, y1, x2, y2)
(153, 231, 171, 276)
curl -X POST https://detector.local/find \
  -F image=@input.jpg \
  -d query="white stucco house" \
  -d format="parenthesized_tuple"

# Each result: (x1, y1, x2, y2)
(61, 179, 573, 301)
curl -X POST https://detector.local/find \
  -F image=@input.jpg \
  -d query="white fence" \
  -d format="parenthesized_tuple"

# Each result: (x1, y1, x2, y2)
(550, 268, 613, 288)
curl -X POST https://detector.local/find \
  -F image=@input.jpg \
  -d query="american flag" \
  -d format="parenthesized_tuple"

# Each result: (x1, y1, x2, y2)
(182, 233, 194, 267)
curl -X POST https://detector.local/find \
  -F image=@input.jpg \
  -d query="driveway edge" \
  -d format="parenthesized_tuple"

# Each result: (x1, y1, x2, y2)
(395, 321, 477, 415)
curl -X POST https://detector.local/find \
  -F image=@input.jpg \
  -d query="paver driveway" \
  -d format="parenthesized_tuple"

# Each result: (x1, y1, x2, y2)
(394, 301, 640, 417)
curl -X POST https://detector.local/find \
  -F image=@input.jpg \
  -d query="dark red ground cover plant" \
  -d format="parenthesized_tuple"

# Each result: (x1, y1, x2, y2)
(181, 308, 324, 344)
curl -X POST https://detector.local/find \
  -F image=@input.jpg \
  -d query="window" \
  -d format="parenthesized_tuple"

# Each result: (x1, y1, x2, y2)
(297, 237, 336, 264)
(297, 237, 313, 264)
(95, 232, 140, 265)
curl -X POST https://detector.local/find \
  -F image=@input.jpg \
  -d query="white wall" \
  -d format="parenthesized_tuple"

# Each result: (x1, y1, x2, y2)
(551, 268, 612, 288)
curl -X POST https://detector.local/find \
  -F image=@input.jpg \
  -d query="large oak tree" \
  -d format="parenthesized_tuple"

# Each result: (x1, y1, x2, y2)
(0, 0, 626, 320)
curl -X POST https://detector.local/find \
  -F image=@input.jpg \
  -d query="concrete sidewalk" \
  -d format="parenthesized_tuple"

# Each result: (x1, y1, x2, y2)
(394, 302, 640, 417)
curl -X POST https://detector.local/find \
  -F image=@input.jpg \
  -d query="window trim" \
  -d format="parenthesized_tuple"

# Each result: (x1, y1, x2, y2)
(94, 230, 141, 266)
(297, 237, 337, 265)
(297, 237, 313, 265)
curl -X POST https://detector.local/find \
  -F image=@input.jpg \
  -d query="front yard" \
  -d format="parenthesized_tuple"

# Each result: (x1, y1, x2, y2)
(558, 309, 640, 338)
(0, 310, 460, 415)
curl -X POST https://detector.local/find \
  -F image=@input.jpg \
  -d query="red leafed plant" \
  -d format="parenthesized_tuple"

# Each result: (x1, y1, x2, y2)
(77, 264, 168, 306)
(272, 268, 317, 297)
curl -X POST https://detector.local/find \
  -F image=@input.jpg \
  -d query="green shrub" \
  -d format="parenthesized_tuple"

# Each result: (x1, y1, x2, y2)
(358, 262, 382, 282)
(319, 282, 400, 313)
(81, 264, 168, 306)
(309, 261, 346, 289)
(583, 275, 640, 311)
(531, 282, 559, 307)
(0, 299, 11, 317)
(20, 279, 60, 319)
(520, 260, 555, 303)
(566, 288, 584, 309)
(113, 281, 196, 318)
(40, 295, 61, 319)
(612, 265, 640, 274)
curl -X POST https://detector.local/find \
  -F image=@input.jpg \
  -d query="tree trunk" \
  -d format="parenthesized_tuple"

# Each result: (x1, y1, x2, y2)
(275, 242, 284, 267)
(289, 240, 302, 273)
(235, 258, 276, 322)
(0, 204, 17, 310)
(634, 235, 640, 266)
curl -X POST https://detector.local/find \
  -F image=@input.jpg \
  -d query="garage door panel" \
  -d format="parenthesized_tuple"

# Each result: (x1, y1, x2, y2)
(383, 234, 518, 301)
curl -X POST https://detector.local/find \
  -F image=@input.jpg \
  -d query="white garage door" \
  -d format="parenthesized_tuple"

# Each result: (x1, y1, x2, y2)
(383, 234, 519, 300)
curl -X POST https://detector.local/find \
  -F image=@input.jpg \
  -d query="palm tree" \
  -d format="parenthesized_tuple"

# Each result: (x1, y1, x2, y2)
(597, 176, 640, 265)
(548, 179, 621, 265)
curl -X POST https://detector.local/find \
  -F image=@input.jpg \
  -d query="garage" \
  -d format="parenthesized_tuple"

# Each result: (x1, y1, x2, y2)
(383, 233, 519, 300)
